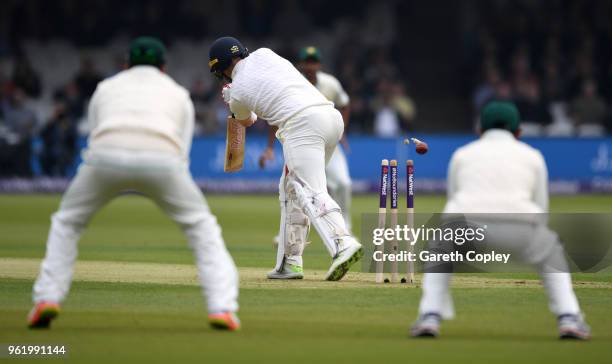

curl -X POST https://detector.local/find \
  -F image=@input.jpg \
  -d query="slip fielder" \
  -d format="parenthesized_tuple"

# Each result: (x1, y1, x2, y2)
(208, 37, 363, 282)
(260, 46, 354, 279)
(410, 101, 591, 340)
(28, 37, 240, 331)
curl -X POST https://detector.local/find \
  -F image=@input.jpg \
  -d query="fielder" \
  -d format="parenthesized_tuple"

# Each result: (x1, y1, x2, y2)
(260, 46, 353, 279)
(208, 37, 363, 282)
(410, 101, 591, 340)
(28, 37, 240, 331)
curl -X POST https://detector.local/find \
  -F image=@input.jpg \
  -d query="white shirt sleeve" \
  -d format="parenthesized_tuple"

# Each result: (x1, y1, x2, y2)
(533, 152, 549, 212)
(229, 96, 254, 121)
(333, 78, 350, 108)
(181, 97, 195, 159)
(87, 87, 100, 130)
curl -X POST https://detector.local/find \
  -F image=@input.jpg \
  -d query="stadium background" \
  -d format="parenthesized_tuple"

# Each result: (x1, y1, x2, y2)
(1, 0, 611, 192)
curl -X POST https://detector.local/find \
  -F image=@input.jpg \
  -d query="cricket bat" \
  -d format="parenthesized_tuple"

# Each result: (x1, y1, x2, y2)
(224, 114, 246, 172)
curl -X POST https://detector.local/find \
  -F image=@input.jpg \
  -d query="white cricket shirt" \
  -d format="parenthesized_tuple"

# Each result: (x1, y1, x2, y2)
(444, 129, 549, 214)
(316, 71, 350, 108)
(87, 66, 194, 158)
(228, 48, 333, 127)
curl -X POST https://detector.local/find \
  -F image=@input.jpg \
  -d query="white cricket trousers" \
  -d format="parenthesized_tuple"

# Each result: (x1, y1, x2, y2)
(418, 220, 581, 319)
(33, 148, 239, 313)
(325, 145, 352, 231)
(273, 105, 347, 267)
(278, 105, 345, 193)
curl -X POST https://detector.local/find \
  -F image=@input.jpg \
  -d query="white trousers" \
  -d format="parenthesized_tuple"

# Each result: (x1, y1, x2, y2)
(418, 220, 581, 319)
(325, 145, 352, 231)
(33, 149, 239, 313)
(274, 106, 347, 267)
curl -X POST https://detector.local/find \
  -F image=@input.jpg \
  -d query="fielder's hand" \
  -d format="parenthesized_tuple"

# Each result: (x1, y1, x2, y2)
(258, 147, 275, 169)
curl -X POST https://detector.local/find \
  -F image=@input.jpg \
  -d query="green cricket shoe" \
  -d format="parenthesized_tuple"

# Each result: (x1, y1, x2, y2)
(267, 263, 304, 279)
(325, 238, 363, 281)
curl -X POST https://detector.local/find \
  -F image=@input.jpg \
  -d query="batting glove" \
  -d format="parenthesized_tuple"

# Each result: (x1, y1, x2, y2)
(222, 83, 232, 104)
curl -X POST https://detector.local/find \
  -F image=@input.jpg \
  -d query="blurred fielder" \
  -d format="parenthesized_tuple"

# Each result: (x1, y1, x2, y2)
(411, 101, 590, 340)
(28, 37, 240, 331)
(208, 37, 363, 282)
(260, 46, 353, 279)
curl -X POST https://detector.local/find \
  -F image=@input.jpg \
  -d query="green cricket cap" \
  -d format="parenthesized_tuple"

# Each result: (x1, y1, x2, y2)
(480, 101, 520, 132)
(298, 46, 321, 62)
(129, 36, 166, 67)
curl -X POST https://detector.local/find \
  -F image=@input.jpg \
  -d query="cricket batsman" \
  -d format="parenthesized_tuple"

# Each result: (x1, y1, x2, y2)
(28, 37, 240, 331)
(410, 101, 591, 340)
(208, 37, 363, 281)
(260, 46, 354, 279)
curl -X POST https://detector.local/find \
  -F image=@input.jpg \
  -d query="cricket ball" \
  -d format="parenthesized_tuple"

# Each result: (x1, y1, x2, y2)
(415, 142, 429, 155)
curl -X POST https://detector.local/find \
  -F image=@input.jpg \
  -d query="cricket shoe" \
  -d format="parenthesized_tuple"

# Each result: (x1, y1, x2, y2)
(267, 263, 304, 279)
(558, 313, 591, 340)
(208, 312, 241, 331)
(28, 302, 60, 329)
(325, 237, 363, 281)
(410, 313, 441, 338)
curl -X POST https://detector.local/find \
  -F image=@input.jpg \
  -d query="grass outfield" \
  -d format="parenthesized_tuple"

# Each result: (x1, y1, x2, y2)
(1, 194, 611, 363)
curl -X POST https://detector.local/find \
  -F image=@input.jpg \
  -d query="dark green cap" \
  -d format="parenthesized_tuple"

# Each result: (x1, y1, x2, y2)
(129, 36, 166, 67)
(298, 46, 321, 62)
(480, 101, 520, 132)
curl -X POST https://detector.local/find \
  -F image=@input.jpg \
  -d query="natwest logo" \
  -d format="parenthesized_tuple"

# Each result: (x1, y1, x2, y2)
(381, 173, 388, 195)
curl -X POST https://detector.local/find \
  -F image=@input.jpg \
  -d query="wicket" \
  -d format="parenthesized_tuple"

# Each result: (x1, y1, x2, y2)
(376, 158, 416, 284)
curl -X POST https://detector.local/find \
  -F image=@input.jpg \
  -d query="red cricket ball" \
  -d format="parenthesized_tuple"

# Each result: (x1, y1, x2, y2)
(415, 142, 429, 155)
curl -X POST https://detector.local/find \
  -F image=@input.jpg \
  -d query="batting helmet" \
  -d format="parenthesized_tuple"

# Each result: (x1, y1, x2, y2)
(208, 36, 249, 81)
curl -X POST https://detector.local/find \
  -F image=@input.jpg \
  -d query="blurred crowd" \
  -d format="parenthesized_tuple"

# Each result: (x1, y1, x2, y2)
(463, 0, 612, 136)
(0, 56, 101, 177)
(172, 0, 415, 136)
(0, 0, 415, 177)
(1, 0, 611, 178)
